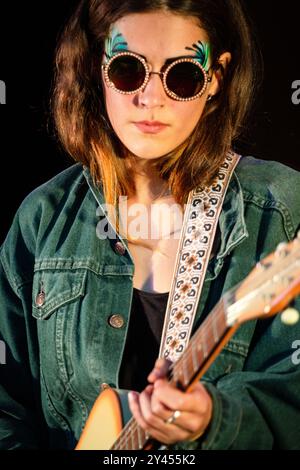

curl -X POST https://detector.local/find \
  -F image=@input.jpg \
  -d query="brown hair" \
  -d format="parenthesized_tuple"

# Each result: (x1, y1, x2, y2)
(52, 0, 262, 213)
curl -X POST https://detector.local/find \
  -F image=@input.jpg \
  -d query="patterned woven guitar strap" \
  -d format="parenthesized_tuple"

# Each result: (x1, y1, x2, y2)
(159, 151, 241, 363)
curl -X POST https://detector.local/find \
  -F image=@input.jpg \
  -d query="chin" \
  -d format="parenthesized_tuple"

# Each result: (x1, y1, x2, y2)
(126, 143, 176, 160)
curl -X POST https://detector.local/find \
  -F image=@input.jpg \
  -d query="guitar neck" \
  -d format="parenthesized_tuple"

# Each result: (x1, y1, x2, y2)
(168, 297, 234, 390)
(111, 296, 235, 450)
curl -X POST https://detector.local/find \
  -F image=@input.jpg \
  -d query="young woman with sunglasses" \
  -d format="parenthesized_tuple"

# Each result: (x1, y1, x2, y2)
(1, 0, 300, 450)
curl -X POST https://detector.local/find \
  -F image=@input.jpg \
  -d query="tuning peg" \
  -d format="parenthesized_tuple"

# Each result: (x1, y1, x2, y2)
(263, 292, 275, 304)
(263, 304, 271, 314)
(256, 260, 272, 270)
(275, 242, 288, 258)
(281, 308, 299, 325)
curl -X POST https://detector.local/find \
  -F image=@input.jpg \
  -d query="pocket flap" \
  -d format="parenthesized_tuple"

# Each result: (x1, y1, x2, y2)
(32, 269, 87, 319)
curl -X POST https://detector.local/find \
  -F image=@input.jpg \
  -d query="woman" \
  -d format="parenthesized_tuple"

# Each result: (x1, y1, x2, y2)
(0, 0, 300, 450)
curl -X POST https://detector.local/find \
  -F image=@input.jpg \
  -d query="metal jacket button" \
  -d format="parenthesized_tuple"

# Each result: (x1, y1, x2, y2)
(35, 290, 45, 307)
(108, 314, 125, 329)
(114, 241, 126, 255)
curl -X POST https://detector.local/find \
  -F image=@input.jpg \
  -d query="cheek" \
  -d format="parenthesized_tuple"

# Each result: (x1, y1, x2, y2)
(104, 90, 126, 128)
(177, 101, 205, 126)
(172, 100, 205, 139)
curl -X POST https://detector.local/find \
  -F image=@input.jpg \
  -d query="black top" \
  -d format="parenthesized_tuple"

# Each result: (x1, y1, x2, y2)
(119, 287, 169, 392)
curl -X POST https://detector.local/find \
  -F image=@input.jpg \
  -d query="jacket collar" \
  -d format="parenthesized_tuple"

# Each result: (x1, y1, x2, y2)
(82, 165, 248, 261)
(217, 170, 248, 260)
(83, 166, 106, 209)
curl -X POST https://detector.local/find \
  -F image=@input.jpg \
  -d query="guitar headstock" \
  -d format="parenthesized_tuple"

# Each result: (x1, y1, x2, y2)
(226, 232, 300, 326)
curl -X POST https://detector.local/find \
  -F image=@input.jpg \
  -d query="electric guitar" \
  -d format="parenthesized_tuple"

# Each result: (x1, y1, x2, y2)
(76, 234, 300, 450)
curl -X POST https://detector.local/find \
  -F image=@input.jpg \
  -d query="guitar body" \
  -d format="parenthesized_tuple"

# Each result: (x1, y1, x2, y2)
(76, 388, 131, 450)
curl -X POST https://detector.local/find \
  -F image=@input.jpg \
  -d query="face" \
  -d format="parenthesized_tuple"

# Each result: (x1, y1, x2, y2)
(101, 11, 219, 161)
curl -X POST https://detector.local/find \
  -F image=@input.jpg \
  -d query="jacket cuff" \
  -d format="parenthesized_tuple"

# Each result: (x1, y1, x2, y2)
(199, 382, 242, 449)
(169, 382, 242, 451)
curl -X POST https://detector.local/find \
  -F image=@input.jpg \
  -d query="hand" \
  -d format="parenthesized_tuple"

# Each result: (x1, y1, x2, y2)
(128, 358, 213, 445)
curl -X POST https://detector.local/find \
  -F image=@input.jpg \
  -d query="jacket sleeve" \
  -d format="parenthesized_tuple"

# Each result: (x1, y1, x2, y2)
(0, 211, 48, 449)
(173, 292, 300, 451)
(200, 299, 300, 450)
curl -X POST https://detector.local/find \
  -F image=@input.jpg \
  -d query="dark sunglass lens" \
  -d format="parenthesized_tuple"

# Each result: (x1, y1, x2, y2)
(166, 62, 205, 98)
(108, 56, 146, 92)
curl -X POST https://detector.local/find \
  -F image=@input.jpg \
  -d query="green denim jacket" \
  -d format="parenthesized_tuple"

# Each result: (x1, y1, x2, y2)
(1, 156, 300, 450)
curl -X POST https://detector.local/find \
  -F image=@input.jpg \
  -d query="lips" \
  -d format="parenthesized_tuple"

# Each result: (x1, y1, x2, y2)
(134, 121, 169, 134)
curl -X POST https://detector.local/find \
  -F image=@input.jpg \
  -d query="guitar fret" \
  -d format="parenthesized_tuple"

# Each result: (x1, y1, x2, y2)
(191, 341, 199, 372)
(189, 347, 196, 377)
(177, 368, 184, 381)
(202, 333, 208, 358)
(182, 356, 189, 386)
(172, 364, 185, 388)
(212, 314, 219, 343)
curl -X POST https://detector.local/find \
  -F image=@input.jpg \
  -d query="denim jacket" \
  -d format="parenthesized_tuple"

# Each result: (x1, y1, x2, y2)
(1, 156, 300, 449)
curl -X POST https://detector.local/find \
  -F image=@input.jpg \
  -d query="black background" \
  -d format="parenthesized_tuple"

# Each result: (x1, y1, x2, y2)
(0, 0, 299, 243)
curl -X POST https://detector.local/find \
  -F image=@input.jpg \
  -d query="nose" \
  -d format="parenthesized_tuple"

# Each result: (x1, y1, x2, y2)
(137, 72, 166, 108)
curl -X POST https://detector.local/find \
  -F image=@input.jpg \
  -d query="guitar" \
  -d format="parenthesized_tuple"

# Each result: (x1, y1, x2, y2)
(76, 234, 300, 450)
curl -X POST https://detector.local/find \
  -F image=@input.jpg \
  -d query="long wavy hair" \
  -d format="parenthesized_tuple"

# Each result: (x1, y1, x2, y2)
(52, 0, 262, 215)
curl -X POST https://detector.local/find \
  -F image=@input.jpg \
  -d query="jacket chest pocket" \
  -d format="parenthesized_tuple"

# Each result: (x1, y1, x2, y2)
(32, 269, 87, 402)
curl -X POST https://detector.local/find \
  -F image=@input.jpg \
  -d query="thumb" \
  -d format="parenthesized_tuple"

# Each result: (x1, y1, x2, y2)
(147, 358, 172, 383)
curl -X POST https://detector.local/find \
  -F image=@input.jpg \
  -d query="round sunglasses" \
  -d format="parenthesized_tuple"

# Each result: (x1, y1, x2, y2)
(101, 51, 212, 102)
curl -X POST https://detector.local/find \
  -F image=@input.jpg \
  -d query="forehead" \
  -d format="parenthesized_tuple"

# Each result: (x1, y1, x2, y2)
(112, 11, 208, 60)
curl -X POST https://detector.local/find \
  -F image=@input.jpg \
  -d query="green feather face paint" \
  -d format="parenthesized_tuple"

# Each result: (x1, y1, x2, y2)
(104, 27, 210, 72)
(104, 26, 128, 62)
(185, 41, 210, 72)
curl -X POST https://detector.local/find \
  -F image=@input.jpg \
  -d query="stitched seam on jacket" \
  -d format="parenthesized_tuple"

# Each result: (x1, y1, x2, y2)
(0, 252, 20, 295)
(34, 259, 134, 276)
(223, 340, 250, 358)
(204, 388, 223, 449)
(226, 398, 243, 449)
(242, 191, 296, 239)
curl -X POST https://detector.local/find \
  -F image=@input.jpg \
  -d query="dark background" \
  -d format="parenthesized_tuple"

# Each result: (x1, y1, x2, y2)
(0, 1, 299, 243)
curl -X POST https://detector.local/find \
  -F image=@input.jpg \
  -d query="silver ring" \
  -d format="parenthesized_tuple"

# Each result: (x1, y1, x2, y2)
(165, 410, 181, 425)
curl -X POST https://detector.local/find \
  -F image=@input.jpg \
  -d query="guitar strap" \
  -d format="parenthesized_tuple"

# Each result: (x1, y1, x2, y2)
(159, 151, 241, 363)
